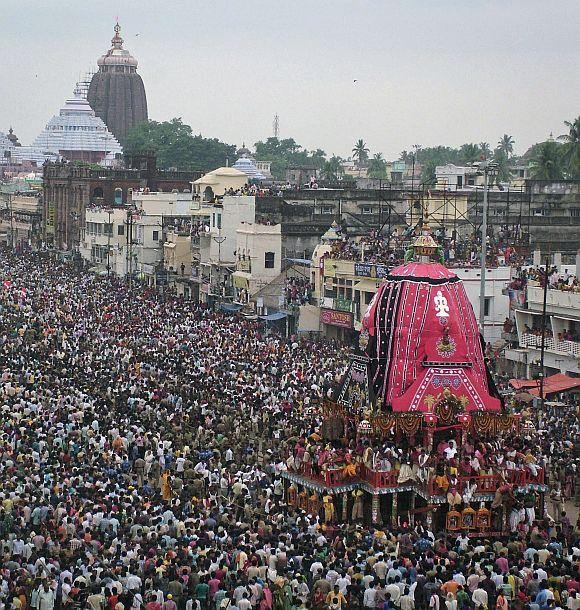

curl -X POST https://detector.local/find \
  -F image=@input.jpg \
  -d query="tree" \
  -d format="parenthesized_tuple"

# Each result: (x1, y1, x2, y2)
(421, 160, 438, 186)
(558, 116, 580, 179)
(254, 137, 327, 180)
(528, 141, 564, 180)
(459, 143, 482, 165)
(498, 134, 515, 158)
(321, 156, 343, 181)
(126, 118, 236, 172)
(367, 152, 388, 179)
(492, 149, 512, 185)
(479, 142, 491, 159)
(399, 150, 412, 163)
(352, 139, 370, 168)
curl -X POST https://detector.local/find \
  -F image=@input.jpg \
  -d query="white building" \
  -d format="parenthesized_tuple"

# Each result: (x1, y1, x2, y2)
(453, 266, 512, 343)
(232, 223, 282, 306)
(508, 280, 580, 376)
(80, 191, 196, 282)
(195, 195, 256, 303)
(435, 164, 482, 190)
(80, 207, 127, 275)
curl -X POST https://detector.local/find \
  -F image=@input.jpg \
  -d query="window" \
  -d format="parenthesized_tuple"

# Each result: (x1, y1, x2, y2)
(117, 224, 125, 236)
(264, 251, 275, 269)
(570, 208, 580, 217)
(152, 230, 159, 241)
(321, 206, 334, 214)
(104, 223, 113, 236)
(457, 176, 463, 188)
(533, 207, 550, 216)
(114, 188, 123, 205)
(217, 213, 222, 230)
(361, 206, 373, 215)
(484, 297, 491, 317)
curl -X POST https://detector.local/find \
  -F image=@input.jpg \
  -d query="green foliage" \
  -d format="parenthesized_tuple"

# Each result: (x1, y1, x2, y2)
(459, 143, 483, 165)
(352, 139, 370, 167)
(498, 134, 515, 157)
(479, 142, 491, 159)
(558, 116, 580, 179)
(126, 118, 237, 172)
(367, 153, 388, 179)
(529, 141, 564, 180)
(254, 137, 327, 180)
(321, 156, 343, 181)
(492, 149, 512, 185)
(420, 160, 438, 186)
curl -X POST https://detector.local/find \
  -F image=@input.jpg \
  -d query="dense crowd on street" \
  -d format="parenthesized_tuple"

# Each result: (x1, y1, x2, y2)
(0, 251, 578, 610)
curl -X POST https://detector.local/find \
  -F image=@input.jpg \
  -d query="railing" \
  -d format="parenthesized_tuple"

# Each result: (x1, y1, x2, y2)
(520, 333, 580, 357)
(295, 462, 544, 492)
(359, 465, 399, 488)
(429, 468, 544, 496)
(299, 462, 350, 487)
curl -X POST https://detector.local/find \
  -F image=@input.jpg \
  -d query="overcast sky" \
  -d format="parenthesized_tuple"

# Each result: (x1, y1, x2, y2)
(2, 0, 579, 159)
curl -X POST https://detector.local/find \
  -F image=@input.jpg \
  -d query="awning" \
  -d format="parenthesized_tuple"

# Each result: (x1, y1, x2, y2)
(285, 258, 312, 266)
(164, 242, 176, 249)
(220, 303, 243, 313)
(509, 373, 580, 396)
(259, 312, 287, 321)
(354, 279, 380, 292)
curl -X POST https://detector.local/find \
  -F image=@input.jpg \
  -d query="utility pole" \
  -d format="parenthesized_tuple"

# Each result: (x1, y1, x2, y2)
(538, 256, 549, 412)
(479, 165, 489, 334)
(8, 192, 15, 252)
(478, 161, 498, 335)
(106, 209, 112, 277)
(212, 235, 226, 309)
(125, 208, 134, 286)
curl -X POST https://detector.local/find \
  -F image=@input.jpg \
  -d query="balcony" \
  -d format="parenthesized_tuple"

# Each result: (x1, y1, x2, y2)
(528, 286, 580, 311)
(520, 333, 580, 358)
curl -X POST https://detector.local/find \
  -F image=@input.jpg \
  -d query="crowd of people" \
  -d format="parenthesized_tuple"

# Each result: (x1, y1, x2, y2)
(284, 278, 313, 307)
(509, 267, 579, 293)
(0, 251, 578, 610)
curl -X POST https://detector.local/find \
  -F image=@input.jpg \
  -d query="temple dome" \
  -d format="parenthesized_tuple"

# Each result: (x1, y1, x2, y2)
(232, 155, 264, 180)
(97, 23, 138, 68)
(32, 88, 122, 161)
(87, 23, 148, 146)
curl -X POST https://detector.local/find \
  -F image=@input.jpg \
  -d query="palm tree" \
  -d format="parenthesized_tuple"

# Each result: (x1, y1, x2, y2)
(498, 134, 515, 158)
(459, 143, 481, 165)
(368, 152, 387, 179)
(529, 141, 564, 180)
(558, 116, 580, 179)
(352, 139, 370, 169)
(492, 149, 512, 185)
(400, 150, 411, 163)
(479, 142, 491, 159)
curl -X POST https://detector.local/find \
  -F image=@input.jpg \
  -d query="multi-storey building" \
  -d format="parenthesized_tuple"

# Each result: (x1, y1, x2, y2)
(503, 264, 580, 377)
(0, 190, 43, 250)
(42, 155, 200, 252)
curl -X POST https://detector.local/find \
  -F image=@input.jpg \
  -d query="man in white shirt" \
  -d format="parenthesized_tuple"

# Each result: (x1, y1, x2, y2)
(472, 586, 488, 610)
(363, 583, 377, 609)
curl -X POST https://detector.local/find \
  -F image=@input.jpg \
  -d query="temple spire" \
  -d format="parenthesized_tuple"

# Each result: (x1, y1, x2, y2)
(411, 197, 439, 261)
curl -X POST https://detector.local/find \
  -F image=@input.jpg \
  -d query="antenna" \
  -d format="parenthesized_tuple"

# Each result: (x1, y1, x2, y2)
(273, 114, 279, 139)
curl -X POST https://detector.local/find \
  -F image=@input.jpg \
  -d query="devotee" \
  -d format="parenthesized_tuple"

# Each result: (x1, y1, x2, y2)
(0, 249, 577, 610)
